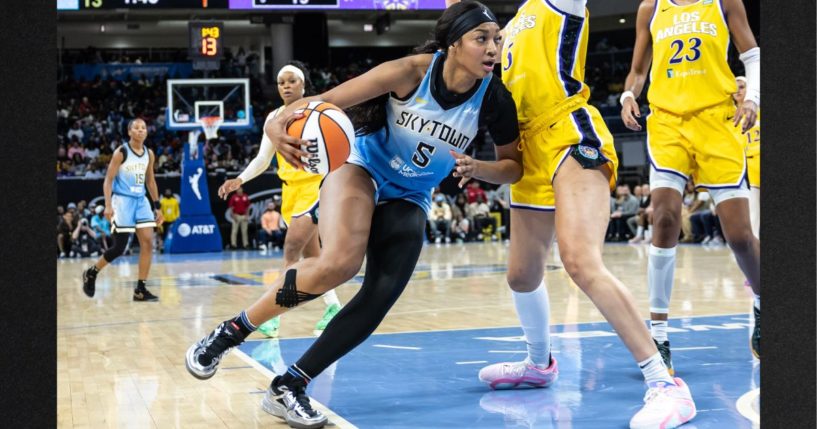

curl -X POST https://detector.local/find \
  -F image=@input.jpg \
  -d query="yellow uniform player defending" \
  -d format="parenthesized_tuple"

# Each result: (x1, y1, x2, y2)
(219, 62, 343, 338)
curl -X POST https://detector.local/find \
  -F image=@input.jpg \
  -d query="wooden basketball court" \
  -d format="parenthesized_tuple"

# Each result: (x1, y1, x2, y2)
(58, 241, 758, 428)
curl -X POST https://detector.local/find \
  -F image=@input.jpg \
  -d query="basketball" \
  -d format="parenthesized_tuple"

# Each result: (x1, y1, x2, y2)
(286, 101, 355, 176)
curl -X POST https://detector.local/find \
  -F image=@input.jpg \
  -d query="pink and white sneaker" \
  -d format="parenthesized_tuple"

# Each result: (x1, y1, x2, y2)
(629, 377, 697, 429)
(478, 357, 559, 390)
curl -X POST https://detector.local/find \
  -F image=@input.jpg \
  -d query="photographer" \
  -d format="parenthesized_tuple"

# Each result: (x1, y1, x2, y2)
(72, 216, 100, 258)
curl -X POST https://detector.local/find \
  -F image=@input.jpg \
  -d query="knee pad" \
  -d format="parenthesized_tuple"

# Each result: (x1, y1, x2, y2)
(103, 232, 130, 262)
(276, 269, 321, 308)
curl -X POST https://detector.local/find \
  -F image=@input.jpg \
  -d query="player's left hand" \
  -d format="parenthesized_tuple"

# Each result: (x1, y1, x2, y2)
(451, 150, 480, 188)
(734, 100, 758, 134)
(154, 210, 164, 225)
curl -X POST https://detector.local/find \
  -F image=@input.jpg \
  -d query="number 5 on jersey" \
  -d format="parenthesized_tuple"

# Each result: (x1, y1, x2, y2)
(412, 142, 436, 168)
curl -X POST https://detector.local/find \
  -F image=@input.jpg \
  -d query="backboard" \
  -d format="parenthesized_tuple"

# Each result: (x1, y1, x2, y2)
(166, 78, 252, 131)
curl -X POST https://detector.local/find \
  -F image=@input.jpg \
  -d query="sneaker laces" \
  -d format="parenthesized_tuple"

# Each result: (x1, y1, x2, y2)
(201, 323, 242, 363)
(290, 382, 320, 417)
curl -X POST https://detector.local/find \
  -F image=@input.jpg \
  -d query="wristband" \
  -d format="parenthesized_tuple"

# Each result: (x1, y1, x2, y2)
(619, 91, 635, 106)
(153, 201, 161, 211)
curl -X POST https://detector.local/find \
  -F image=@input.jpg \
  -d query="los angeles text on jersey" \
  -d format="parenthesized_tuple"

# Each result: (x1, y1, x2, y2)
(394, 111, 471, 150)
(654, 12, 718, 43)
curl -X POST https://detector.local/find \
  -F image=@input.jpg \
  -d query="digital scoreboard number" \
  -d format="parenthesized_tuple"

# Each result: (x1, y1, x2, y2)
(252, 0, 339, 8)
(189, 22, 224, 61)
(77, 0, 229, 9)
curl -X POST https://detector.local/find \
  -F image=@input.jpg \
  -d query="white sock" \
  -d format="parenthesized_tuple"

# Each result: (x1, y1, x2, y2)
(636, 225, 644, 238)
(639, 352, 676, 386)
(648, 245, 676, 316)
(323, 289, 341, 307)
(512, 282, 551, 367)
(651, 320, 668, 342)
(753, 294, 760, 310)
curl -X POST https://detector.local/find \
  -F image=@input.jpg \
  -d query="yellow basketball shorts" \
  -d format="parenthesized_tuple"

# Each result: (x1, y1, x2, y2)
(746, 153, 760, 188)
(647, 101, 746, 190)
(280, 176, 322, 226)
(510, 104, 618, 210)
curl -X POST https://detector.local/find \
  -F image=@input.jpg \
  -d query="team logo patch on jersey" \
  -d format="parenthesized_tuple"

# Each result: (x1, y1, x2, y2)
(390, 155, 405, 170)
(577, 145, 599, 160)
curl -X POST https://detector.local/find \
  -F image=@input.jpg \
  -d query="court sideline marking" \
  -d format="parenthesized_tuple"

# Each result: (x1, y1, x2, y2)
(233, 349, 358, 429)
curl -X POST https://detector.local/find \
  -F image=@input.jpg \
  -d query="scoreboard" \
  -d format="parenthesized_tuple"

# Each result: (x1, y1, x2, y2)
(189, 22, 224, 61)
(58, 0, 445, 10)
(59, 0, 229, 10)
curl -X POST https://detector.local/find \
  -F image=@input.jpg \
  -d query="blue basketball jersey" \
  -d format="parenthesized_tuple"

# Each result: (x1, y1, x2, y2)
(113, 143, 149, 198)
(349, 52, 491, 211)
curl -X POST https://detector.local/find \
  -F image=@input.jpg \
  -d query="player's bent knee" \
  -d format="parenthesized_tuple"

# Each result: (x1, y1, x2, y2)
(276, 269, 321, 308)
(506, 271, 541, 292)
(653, 209, 680, 231)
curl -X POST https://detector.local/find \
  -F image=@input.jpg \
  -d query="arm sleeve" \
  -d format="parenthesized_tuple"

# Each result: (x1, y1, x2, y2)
(238, 110, 281, 184)
(481, 77, 520, 146)
(739, 47, 760, 106)
(237, 132, 276, 184)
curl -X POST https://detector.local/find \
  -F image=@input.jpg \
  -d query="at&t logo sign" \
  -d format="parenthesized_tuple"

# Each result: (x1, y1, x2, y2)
(177, 223, 216, 237)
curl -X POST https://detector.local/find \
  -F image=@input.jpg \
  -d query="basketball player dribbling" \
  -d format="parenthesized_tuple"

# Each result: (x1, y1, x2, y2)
(621, 0, 761, 368)
(186, 3, 523, 427)
(82, 118, 163, 302)
(463, 1, 696, 427)
(218, 61, 344, 339)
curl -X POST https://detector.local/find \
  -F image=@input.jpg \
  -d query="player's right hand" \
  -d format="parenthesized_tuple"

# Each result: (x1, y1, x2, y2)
(265, 111, 311, 170)
(218, 178, 243, 200)
(621, 98, 643, 131)
(103, 206, 113, 221)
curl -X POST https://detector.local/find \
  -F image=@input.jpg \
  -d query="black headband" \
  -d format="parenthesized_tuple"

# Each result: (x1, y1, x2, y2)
(445, 6, 498, 47)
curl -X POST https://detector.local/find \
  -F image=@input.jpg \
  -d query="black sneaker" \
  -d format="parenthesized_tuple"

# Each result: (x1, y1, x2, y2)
(82, 267, 97, 298)
(654, 339, 674, 376)
(185, 321, 246, 380)
(262, 376, 327, 429)
(133, 288, 159, 302)
(751, 305, 760, 359)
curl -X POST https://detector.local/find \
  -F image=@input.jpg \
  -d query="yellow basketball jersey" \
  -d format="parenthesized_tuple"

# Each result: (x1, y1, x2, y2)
(501, 0, 590, 125)
(268, 106, 316, 183)
(744, 110, 760, 157)
(648, 0, 736, 114)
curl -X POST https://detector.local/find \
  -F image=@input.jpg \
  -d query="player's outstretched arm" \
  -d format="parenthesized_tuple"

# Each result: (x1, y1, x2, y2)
(621, 0, 656, 132)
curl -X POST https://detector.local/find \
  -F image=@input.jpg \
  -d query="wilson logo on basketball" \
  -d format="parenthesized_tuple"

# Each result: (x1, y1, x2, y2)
(302, 138, 321, 175)
(287, 101, 355, 176)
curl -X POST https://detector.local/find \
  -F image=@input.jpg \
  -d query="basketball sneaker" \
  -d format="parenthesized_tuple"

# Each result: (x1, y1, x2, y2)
(258, 317, 280, 338)
(185, 321, 246, 380)
(82, 266, 97, 298)
(133, 288, 159, 302)
(751, 305, 760, 359)
(313, 304, 341, 335)
(478, 356, 559, 390)
(629, 378, 696, 429)
(654, 339, 674, 376)
(262, 375, 328, 429)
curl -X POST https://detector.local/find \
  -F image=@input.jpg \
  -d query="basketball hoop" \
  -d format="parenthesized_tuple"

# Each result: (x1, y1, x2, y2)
(199, 116, 223, 140)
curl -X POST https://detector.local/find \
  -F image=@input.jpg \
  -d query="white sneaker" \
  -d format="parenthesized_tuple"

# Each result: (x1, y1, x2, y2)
(701, 236, 711, 244)
(259, 243, 267, 251)
(434, 237, 441, 244)
(630, 378, 696, 429)
(445, 237, 451, 244)
(710, 236, 724, 245)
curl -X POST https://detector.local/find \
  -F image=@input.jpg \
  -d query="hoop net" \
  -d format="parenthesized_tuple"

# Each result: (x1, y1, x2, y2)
(199, 116, 223, 140)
